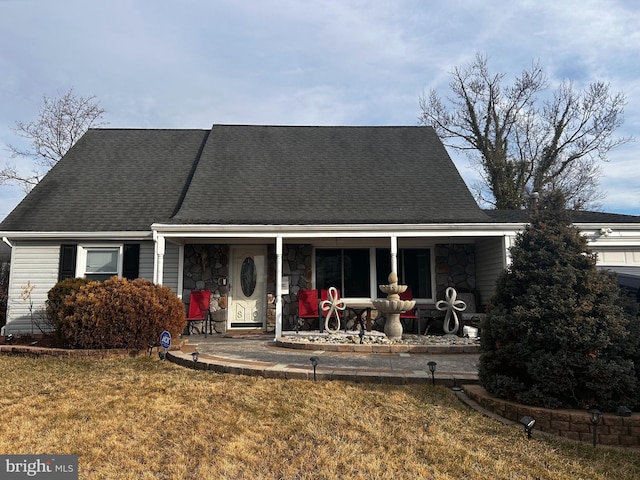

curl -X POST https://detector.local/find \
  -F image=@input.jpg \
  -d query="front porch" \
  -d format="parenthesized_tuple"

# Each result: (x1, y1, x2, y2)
(152, 224, 509, 336)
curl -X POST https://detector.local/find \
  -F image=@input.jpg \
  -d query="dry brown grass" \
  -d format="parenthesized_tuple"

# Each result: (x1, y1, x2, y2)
(0, 355, 638, 479)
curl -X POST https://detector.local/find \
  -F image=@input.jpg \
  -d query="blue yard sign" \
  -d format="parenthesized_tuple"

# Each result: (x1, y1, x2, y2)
(160, 330, 171, 350)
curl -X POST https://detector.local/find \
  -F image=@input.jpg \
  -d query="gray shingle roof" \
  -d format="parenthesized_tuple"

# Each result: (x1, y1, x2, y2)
(1, 129, 208, 231)
(172, 125, 489, 225)
(1, 125, 490, 232)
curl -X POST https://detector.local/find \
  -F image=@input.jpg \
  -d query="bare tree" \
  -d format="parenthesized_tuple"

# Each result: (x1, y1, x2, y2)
(1, 88, 106, 191)
(419, 54, 631, 210)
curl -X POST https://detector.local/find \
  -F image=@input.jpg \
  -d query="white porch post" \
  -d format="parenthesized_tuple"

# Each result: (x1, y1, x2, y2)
(154, 234, 166, 285)
(275, 236, 283, 339)
(390, 235, 398, 275)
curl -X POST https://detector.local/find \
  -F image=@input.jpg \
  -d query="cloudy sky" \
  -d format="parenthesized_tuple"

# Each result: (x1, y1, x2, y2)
(1, 0, 639, 221)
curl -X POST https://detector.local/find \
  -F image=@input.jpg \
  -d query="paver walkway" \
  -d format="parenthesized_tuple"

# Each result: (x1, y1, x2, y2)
(167, 332, 480, 385)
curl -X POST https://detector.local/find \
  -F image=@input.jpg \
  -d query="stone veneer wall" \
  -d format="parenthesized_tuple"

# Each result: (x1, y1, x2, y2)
(183, 245, 230, 331)
(183, 244, 230, 297)
(181, 243, 480, 330)
(435, 244, 476, 301)
(281, 245, 313, 329)
(464, 385, 640, 447)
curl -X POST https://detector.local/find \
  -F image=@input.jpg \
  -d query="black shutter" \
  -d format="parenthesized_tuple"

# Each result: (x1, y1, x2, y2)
(58, 244, 77, 281)
(123, 244, 140, 280)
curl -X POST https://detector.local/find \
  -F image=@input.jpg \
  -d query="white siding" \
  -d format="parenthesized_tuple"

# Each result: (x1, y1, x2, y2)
(475, 237, 507, 307)
(3, 239, 178, 335)
(5, 242, 60, 334)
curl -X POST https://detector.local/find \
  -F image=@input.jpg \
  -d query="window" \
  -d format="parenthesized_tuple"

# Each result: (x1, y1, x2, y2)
(59, 243, 140, 282)
(316, 247, 432, 299)
(376, 248, 432, 299)
(84, 248, 120, 282)
(316, 248, 370, 297)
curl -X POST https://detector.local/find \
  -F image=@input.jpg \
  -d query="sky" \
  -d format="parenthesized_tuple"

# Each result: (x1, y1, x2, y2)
(1, 0, 639, 222)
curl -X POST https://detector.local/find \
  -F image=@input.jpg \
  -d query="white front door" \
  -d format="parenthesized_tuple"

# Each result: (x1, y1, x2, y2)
(230, 246, 266, 329)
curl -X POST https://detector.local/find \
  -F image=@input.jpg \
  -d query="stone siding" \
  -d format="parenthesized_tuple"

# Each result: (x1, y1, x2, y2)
(181, 243, 480, 331)
(435, 244, 476, 301)
(281, 245, 313, 329)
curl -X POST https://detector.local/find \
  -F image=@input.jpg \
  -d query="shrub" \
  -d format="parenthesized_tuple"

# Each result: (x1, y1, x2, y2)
(479, 196, 638, 411)
(59, 277, 186, 350)
(46, 277, 95, 337)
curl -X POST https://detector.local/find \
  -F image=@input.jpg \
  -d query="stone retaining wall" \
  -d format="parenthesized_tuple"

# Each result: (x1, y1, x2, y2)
(464, 385, 640, 447)
(0, 344, 151, 359)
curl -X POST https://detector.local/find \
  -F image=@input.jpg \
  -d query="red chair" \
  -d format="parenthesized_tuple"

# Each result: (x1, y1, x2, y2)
(400, 287, 421, 334)
(186, 290, 211, 336)
(297, 289, 320, 332)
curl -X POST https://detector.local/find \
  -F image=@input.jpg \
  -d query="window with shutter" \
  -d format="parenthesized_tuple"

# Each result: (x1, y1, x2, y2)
(58, 244, 77, 281)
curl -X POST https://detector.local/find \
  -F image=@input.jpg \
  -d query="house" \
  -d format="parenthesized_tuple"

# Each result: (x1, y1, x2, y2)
(1, 124, 639, 336)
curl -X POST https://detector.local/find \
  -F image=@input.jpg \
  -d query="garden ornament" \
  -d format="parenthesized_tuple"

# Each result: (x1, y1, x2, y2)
(436, 287, 466, 334)
(321, 286, 346, 334)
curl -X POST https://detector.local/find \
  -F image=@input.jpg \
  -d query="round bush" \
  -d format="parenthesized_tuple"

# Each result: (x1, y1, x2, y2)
(46, 277, 95, 339)
(60, 277, 186, 349)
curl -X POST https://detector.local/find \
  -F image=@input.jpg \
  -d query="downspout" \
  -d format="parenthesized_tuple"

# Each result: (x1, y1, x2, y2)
(2, 237, 12, 248)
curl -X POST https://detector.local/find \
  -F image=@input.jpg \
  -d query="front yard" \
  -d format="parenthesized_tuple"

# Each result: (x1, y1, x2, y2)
(1, 355, 638, 479)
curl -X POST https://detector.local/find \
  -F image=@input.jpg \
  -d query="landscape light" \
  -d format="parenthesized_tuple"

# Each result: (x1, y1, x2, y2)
(589, 409, 601, 448)
(310, 356, 319, 381)
(617, 406, 632, 417)
(148, 340, 158, 357)
(191, 351, 200, 368)
(520, 416, 536, 439)
(6, 334, 14, 344)
(427, 361, 437, 386)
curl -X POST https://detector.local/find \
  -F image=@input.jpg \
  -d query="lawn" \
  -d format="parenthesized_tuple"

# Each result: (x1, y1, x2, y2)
(1, 355, 638, 479)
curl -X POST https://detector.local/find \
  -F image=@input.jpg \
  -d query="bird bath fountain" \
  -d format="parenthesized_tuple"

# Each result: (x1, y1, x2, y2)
(372, 272, 415, 341)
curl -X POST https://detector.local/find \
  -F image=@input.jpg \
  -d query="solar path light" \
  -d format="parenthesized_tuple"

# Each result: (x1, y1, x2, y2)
(191, 351, 200, 369)
(427, 361, 437, 386)
(310, 356, 319, 381)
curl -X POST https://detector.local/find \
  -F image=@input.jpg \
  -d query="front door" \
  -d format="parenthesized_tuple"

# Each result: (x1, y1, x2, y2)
(230, 246, 266, 329)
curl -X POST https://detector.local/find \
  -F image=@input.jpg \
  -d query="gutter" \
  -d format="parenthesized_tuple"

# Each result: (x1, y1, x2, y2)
(0, 231, 153, 241)
(151, 222, 526, 238)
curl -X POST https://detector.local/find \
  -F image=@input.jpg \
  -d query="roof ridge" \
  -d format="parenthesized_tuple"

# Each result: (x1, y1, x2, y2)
(87, 127, 208, 132)
(210, 124, 428, 127)
(171, 130, 211, 218)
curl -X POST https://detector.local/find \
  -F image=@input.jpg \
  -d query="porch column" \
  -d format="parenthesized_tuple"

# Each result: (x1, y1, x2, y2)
(275, 236, 283, 339)
(390, 235, 398, 275)
(154, 234, 166, 285)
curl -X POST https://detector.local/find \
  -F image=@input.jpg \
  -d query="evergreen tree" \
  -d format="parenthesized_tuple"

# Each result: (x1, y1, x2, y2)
(479, 195, 638, 410)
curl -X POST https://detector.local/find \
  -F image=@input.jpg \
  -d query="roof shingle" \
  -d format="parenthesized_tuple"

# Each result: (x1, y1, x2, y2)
(1, 125, 490, 231)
